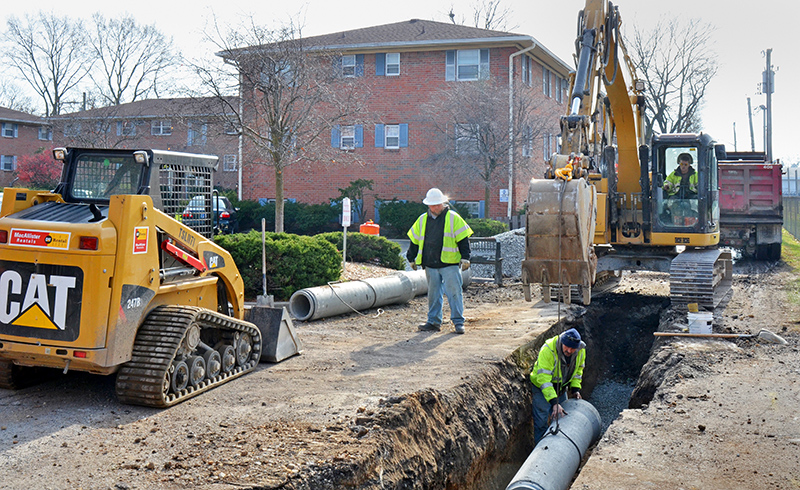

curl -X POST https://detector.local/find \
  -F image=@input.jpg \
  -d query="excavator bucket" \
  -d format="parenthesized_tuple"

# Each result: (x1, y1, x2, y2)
(246, 306, 303, 362)
(522, 178, 597, 304)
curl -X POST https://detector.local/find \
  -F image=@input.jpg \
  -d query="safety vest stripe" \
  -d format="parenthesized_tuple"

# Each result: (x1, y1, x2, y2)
(541, 382, 553, 390)
(537, 368, 552, 375)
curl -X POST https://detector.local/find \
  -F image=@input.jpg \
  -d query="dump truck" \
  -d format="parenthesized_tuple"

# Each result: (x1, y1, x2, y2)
(718, 151, 783, 260)
(0, 147, 300, 407)
(522, 0, 732, 309)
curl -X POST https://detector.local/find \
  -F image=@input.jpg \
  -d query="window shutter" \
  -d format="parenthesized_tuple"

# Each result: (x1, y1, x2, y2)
(355, 125, 364, 148)
(479, 200, 485, 219)
(376, 53, 386, 76)
(375, 124, 385, 147)
(445, 50, 455, 81)
(331, 126, 341, 148)
(479, 49, 490, 79)
(399, 124, 409, 147)
(356, 54, 365, 77)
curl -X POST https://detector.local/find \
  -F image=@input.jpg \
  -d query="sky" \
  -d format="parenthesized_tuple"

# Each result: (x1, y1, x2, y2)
(2, 0, 796, 163)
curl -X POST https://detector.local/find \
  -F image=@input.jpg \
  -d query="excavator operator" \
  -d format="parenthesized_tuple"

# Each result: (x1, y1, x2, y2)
(663, 153, 698, 199)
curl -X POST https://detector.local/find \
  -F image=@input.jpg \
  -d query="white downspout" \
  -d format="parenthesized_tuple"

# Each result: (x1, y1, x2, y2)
(508, 43, 537, 219)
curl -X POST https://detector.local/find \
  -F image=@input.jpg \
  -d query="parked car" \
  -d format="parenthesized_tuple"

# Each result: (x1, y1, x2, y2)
(182, 195, 238, 234)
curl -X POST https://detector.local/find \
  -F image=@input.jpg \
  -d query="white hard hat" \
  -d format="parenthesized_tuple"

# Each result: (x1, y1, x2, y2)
(422, 188, 448, 205)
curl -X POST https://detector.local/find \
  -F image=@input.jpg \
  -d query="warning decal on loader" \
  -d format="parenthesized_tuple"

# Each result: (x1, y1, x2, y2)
(0, 261, 83, 341)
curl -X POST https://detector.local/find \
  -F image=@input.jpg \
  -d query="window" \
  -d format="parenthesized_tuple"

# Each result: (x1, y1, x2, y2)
(331, 125, 363, 149)
(1, 155, 16, 171)
(555, 76, 567, 103)
(386, 53, 400, 76)
(1, 123, 18, 138)
(38, 126, 52, 141)
(446, 49, 490, 81)
(63, 122, 81, 137)
(223, 154, 237, 171)
(453, 201, 482, 218)
(543, 67, 552, 97)
(384, 125, 400, 149)
(375, 124, 409, 149)
(521, 56, 533, 87)
(151, 120, 172, 136)
(341, 125, 356, 149)
(224, 122, 238, 135)
(188, 121, 207, 146)
(456, 124, 480, 154)
(543, 133, 559, 159)
(117, 121, 136, 136)
(340, 54, 364, 77)
(521, 125, 533, 158)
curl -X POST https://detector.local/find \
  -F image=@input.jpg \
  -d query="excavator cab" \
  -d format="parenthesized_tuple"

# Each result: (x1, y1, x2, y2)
(649, 133, 725, 244)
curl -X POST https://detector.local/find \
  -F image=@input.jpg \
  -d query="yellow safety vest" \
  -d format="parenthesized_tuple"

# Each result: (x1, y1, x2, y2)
(407, 209, 473, 265)
(530, 335, 586, 403)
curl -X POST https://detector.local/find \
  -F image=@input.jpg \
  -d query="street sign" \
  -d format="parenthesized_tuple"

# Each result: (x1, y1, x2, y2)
(342, 198, 351, 227)
(499, 189, 509, 203)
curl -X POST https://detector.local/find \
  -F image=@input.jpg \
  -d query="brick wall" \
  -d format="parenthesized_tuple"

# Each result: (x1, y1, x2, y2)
(241, 46, 566, 222)
(0, 121, 52, 188)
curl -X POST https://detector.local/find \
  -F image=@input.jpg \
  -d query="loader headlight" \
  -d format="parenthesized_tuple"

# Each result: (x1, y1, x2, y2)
(53, 148, 67, 161)
(133, 151, 149, 165)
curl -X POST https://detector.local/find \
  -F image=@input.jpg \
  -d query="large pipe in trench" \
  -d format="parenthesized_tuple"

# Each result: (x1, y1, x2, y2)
(289, 268, 473, 321)
(506, 398, 602, 490)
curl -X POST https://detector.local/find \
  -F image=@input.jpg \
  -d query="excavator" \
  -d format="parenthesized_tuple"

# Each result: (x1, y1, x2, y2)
(522, 0, 732, 309)
(0, 147, 300, 407)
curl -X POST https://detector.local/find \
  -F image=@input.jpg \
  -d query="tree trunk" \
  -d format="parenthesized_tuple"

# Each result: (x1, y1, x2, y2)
(275, 166, 284, 233)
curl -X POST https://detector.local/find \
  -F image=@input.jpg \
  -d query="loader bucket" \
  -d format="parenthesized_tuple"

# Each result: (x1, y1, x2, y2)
(245, 306, 303, 362)
(522, 178, 597, 303)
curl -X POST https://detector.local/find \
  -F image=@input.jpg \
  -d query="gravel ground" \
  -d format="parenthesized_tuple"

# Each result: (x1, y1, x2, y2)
(470, 228, 526, 280)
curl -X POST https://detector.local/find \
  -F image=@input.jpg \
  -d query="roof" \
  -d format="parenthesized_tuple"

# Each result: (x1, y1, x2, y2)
(51, 97, 236, 121)
(225, 19, 572, 75)
(0, 106, 48, 126)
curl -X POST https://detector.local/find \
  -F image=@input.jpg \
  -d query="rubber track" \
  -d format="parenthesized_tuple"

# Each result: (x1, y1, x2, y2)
(0, 360, 18, 390)
(115, 305, 262, 408)
(669, 249, 733, 310)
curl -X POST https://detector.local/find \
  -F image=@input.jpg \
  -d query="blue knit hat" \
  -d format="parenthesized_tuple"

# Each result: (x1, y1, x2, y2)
(561, 328, 581, 349)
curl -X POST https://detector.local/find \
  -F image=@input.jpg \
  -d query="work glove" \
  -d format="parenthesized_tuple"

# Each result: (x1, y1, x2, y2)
(410, 261, 418, 271)
(663, 181, 673, 192)
(460, 259, 470, 271)
(690, 183, 698, 193)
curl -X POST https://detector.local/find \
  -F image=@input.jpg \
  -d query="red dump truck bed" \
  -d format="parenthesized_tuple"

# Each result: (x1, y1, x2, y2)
(718, 152, 783, 260)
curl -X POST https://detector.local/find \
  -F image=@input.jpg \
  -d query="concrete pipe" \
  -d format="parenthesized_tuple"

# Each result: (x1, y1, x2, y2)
(506, 398, 602, 490)
(289, 268, 472, 321)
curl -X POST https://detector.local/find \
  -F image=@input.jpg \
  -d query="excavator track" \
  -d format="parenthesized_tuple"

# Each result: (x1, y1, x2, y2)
(669, 249, 733, 310)
(115, 305, 262, 408)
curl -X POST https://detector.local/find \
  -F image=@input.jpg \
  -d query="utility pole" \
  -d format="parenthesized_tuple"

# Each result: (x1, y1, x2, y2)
(732, 122, 737, 151)
(763, 48, 775, 162)
(747, 97, 756, 152)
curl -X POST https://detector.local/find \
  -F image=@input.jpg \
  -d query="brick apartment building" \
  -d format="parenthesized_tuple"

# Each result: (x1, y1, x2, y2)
(0, 107, 53, 188)
(231, 19, 571, 222)
(50, 97, 241, 191)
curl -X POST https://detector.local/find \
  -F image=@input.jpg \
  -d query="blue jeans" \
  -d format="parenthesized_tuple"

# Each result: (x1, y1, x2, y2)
(425, 265, 464, 327)
(532, 385, 567, 444)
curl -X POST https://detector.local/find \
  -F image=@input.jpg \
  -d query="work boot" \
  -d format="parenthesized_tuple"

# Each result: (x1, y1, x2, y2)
(418, 322, 441, 332)
(454, 324, 465, 334)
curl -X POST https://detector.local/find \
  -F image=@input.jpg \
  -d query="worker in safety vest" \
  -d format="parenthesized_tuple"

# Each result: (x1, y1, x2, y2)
(406, 188, 473, 334)
(530, 328, 586, 444)
(663, 152, 698, 199)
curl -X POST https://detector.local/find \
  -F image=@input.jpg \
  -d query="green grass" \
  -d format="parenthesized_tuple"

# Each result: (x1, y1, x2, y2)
(780, 229, 800, 308)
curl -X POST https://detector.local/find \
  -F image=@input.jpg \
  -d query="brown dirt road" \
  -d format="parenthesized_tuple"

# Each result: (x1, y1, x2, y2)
(0, 259, 798, 489)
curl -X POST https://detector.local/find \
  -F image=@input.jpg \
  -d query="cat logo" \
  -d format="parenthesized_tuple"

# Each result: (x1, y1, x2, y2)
(0, 261, 83, 341)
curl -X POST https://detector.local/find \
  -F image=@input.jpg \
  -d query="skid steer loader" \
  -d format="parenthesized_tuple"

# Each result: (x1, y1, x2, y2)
(0, 147, 301, 407)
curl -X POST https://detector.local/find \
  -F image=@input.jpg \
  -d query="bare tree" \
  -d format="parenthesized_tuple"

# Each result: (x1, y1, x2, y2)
(425, 80, 556, 209)
(193, 17, 367, 232)
(3, 12, 92, 116)
(88, 13, 180, 106)
(447, 0, 518, 31)
(628, 17, 718, 138)
(0, 80, 36, 114)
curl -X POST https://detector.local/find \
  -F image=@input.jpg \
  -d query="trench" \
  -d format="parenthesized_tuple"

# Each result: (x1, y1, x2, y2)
(481, 292, 667, 490)
(293, 291, 668, 489)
